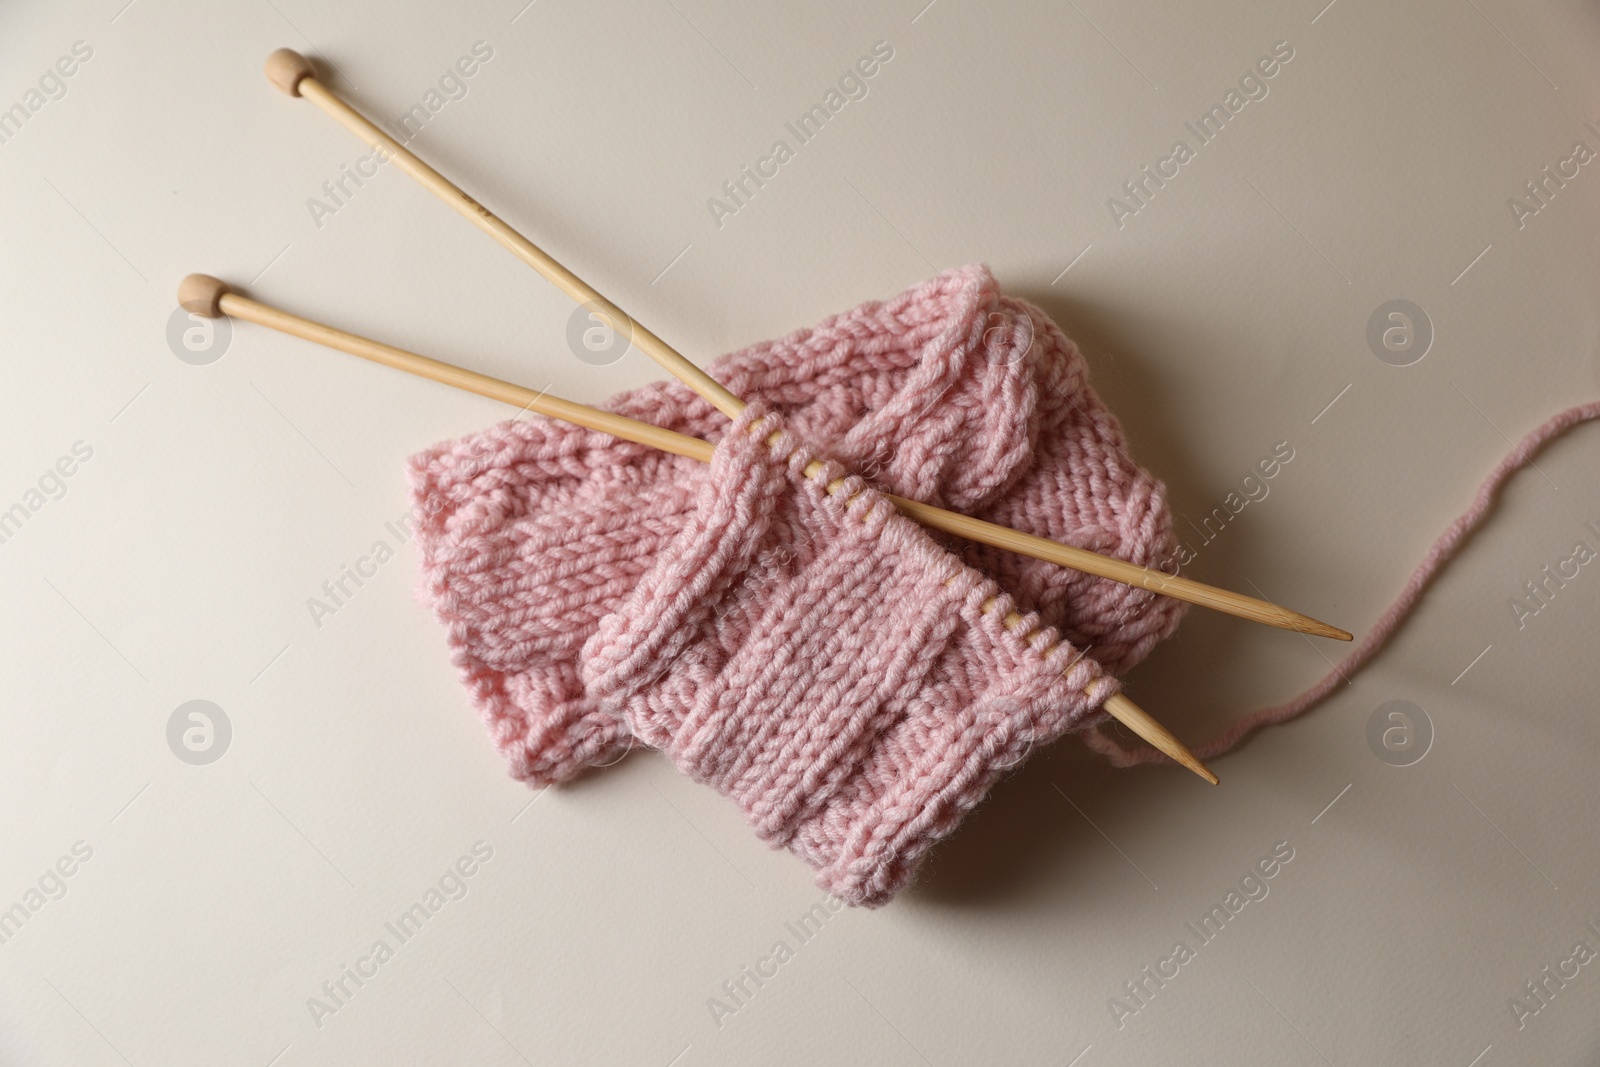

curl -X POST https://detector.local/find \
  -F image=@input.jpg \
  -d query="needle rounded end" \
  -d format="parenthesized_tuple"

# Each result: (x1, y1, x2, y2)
(178, 274, 230, 317)
(265, 48, 314, 97)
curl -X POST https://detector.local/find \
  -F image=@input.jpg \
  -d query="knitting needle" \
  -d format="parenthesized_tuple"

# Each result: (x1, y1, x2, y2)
(266, 48, 738, 419)
(181, 275, 1219, 785)
(262, 48, 1350, 646)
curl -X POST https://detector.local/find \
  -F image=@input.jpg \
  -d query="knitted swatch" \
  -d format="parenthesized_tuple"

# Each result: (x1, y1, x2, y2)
(407, 265, 1186, 905)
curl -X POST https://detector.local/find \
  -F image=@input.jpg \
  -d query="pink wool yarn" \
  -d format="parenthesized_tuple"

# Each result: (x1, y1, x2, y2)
(1085, 396, 1600, 768)
(407, 264, 1186, 905)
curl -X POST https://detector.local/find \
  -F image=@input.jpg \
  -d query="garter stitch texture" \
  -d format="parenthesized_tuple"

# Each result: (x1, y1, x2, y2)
(407, 264, 1187, 905)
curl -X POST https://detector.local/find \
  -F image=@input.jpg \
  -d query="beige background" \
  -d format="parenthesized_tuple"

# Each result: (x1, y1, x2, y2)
(3, 0, 1599, 1063)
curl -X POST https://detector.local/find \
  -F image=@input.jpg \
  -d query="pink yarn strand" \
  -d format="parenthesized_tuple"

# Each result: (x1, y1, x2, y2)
(1083, 399, 1600, 769)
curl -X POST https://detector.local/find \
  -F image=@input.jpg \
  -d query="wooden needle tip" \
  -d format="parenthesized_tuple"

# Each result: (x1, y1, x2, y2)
(1167, 747, 1220, 785)
(1168, 745, 1220, 784)
(1302, 618, 1354, 642)
(265, 48, 314, 97)
(1102, 693, 1218, 785)
(178, 274, 230, 317)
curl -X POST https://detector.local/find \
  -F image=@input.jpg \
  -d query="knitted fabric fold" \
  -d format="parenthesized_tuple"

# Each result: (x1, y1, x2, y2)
(579, 405, 1114, 905)
(406, 264, 1186, 903)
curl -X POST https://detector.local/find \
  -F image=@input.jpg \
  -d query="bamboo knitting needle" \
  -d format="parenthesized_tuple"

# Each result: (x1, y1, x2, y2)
(262, 48, 1351, 646)
(266, 49, 739, 420)
(181, 275, 1219, 785)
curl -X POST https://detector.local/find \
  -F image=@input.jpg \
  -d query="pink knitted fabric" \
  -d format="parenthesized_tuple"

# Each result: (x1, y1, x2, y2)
(583, 404, 1114, 904)
(407, 265, 1186, 904)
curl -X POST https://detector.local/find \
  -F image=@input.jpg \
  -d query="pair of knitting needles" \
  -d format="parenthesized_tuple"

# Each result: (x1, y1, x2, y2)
(191, 49, 1354, 785)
